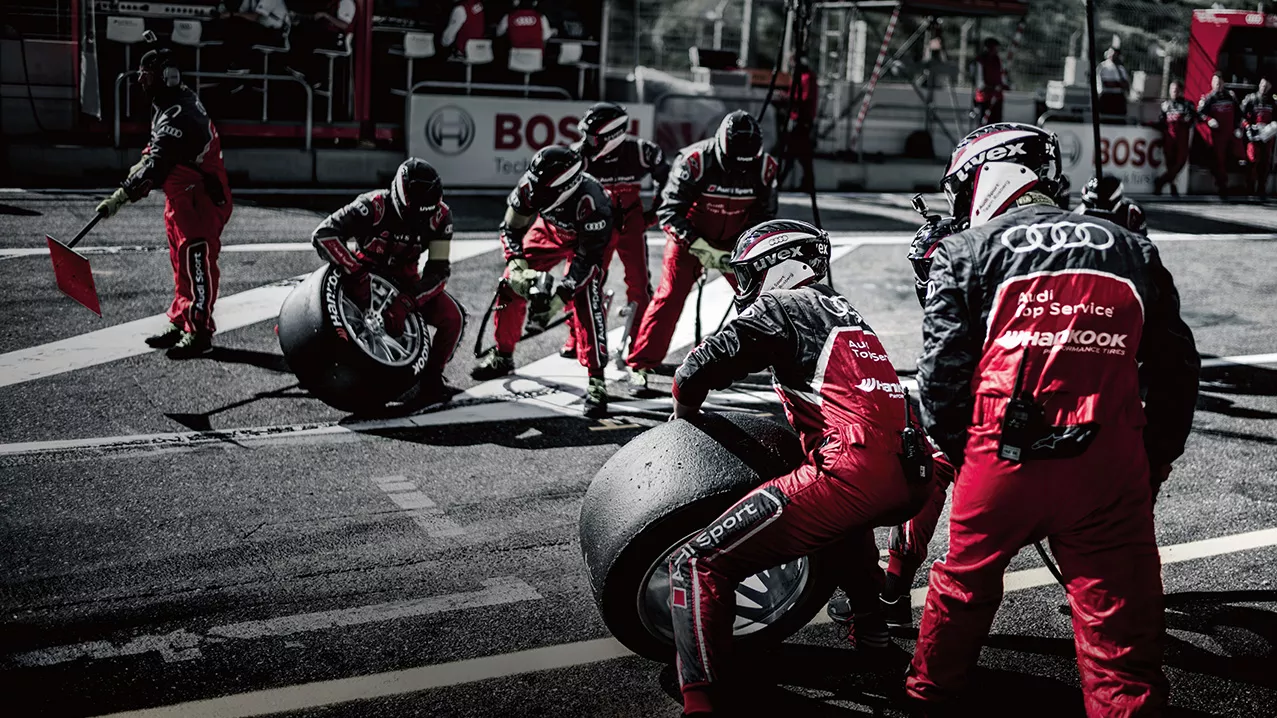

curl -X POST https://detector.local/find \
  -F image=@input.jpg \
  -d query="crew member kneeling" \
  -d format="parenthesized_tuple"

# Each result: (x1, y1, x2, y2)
(666, 220, 933, 716)
(311, 159, 465, 407)
(97, 48, 232, 359)
(906, 122, 1200, 716)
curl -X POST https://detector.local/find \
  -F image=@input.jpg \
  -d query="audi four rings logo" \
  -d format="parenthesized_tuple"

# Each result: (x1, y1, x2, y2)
(1000, 222, 1115, 254)
(425, 106, 476, 155)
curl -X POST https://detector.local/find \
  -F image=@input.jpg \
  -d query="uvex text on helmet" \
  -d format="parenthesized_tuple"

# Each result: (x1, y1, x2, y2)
(525, 146, 584, 212)
(391, 158, 444, 229)
(580, 102, 629, 157)
(715, 111, 763, 170)
(728, 219, 830, 310)
(940, 122, 1064, 224)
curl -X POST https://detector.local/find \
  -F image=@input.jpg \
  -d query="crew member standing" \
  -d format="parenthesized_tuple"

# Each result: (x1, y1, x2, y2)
(970, 38, 1006, 125)
(1241, 77, 1275, 200)
(567, 102, 669, 360)
(625, 111, 778, 390)
(496, 0, 553, 51)
(1198, 71, 1240, 198)
(96, 49, 232, 359)
(905, 122, 1200, 715)
(788, 59, 819, 192)
(1097, 47, 1130, 119)
(441, 0, 485, 57)
(1154, 80, 1198, 197)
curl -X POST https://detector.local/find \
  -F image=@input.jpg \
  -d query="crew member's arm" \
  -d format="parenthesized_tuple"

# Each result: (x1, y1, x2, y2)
(748, 154, 780, 225)
(672, 293, 794, 415)
(311, 195, 375, 275)
(1137, 242, 1200, 481)
(917, 236, 982, 467)
(441, 3, 466, 47)
(499, 182, 536, 260)
(656, 149, 706, 245)
(1240, 94, 1256, 129)
(495, 14, 508, 36)
(120, 109, 190, 202)
(540, 13, 554, 42)
(640, 139, 670, 219)
(415, 204, 455, 303)
(561, 201, 613, 294)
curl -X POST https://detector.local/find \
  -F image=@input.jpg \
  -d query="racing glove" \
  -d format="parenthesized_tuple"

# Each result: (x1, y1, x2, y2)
(96, 188, 130, 219)
(342, 268, 373, 308)
(506, 258, 543, 298)
(688, 238, 733, 273)
(382, 293, 415, 338)
(1207, 118, 1220, 129)
(670, 397, 699, 422)
(527, 286, 568, 328)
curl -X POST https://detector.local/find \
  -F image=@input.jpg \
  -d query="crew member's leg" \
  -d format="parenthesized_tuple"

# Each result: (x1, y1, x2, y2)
(490, 220, 570, 356)
(164, 190, 228, 356)
(1212, 129, 1231, 197)
(627, 235, 704, 371)
(569, 267, 608, 373)
(415, 289, 466, 376)
(885, 456, 955, 615)
(611, 209, 653, 345)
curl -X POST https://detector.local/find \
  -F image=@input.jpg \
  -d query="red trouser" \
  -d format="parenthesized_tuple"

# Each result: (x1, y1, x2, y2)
(567, 207, 652, 350)
(1206, 128, 1232, 193)
(627, 235, 736, 371)
(385, 264, 466, 376)
(887, 454, 955, 582)
(164, 189, 231, 334)
(1159, 131, 1190, 187)
(669, 430, 926, 714)
(907, 420, 1166, 716)
(492, 220, 607, 371)
(1247, 138, 1273, 196)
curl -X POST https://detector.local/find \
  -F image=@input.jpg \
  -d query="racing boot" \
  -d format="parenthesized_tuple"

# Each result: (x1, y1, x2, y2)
(559, 338, 577, 359)
(399, 373, 458, 412)
(879, 594, 913, 627)
(583, 375, 608, 418)
(628, 367, 653, 392)
(166, 331, 213, 359)
(827, 590, 890, 651)
(145, 322, 184, 349)
(471, 349, 514, 380)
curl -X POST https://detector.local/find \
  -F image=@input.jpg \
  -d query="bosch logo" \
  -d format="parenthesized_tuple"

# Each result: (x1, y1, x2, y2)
(425, 105, 476, 156)
(1000, 222, 1115, 254)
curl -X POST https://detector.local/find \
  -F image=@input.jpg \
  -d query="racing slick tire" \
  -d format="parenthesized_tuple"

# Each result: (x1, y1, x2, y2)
(579, 411, 840, 661)
(277, 265, 430, 414)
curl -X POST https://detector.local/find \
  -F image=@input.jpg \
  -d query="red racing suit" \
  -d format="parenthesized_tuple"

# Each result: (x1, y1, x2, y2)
(495, 174, 614, 371)
(668, 284, 931, 714)
(627, 139, 778, 370)
(907, 203, 1199, 716)
(122, 85, 232, 335)
(1240, 90, 1275, 198)
(568, 135, 669, 348)
(971, 51, 1005, 125)
(1157, 97, 1198, 190)
(1197, 89, 1240, 194)
(312, 191, 465, 377)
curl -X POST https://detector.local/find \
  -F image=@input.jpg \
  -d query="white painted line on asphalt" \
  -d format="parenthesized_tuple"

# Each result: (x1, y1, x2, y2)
(371, 475, 466, 538)
(0, 240, 500, 389)
(14, 576, 540, 669)
(91, 526, 1277, 718)
(1201, 353, 1277, 369)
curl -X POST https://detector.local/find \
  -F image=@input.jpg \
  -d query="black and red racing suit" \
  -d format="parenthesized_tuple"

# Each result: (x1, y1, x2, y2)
(628, 138, 778, 370)
(667, 283, 930, 714)
(1074, 199, 1147, 236)
(1156, 97, 1198, 193)
(1198, 89, 1240, 195)
(493, 173, 614, 371)
(312, 191, 465, 377)
(123, 85, 232, 335)
(907, 202, 1199, 715)
(1240, 90, 1275, 198)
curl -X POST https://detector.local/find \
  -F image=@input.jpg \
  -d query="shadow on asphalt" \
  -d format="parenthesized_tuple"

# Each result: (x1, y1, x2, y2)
(363, 415, 648, 450)
(165, 384, 308, 432)
(204, 347, 292, 374)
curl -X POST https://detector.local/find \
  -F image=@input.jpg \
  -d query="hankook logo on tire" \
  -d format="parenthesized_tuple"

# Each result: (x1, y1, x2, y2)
(425, 105, 476, 156)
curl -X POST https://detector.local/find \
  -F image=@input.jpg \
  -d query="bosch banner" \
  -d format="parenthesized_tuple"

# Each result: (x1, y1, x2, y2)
(1046, 122, 1188, 196)
(408, 96, 656, 187)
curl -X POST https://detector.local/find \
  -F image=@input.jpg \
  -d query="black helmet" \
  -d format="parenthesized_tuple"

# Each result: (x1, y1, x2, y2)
(714, 110, 763, 171)
(907, 217, 960, 308)
(391, 158, 444, 230)
(940, 122, 1065, 227)
(728, 219, 830, 311)
(524, 146, 584, 211)
(1081, 175, 1124, 212)
(138, 48, 181, 100)
(579, 102, 629, 158)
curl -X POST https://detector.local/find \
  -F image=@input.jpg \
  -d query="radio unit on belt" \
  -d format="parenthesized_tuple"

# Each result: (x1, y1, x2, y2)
(998, 347, 1100, 463)
(899, 388, 934, 483)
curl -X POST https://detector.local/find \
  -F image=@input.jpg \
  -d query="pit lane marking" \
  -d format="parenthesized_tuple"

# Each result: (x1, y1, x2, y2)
(371, 475, 466, 538)
(11, 576, 541, 669)
(88, 526, 1277, 718)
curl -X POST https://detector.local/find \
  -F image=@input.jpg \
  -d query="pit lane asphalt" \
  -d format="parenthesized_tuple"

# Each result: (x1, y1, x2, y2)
(1, 191, 1275, 717)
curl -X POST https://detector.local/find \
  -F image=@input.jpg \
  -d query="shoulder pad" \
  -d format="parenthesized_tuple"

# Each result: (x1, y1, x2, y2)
(681, 148, 705, 183)
(430, 202, 452, 233)
(761, 153, 779, 185)
(639, 139, 663, 168)
(509, 179, 533, 212)
(363, 190, 387, 224)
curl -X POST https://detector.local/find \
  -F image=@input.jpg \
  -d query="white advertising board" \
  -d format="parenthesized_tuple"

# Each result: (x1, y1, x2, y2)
(408, 96, 657, 188)
(1046, 122, 1188, 196)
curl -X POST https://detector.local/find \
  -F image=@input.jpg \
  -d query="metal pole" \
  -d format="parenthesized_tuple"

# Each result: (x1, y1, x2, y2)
(739, 0, 754, 66)
(600, 0, 611, 99)
(1085, 0, 1104, 180)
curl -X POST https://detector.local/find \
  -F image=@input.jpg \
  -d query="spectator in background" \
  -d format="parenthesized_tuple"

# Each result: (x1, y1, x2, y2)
(970, 38, 1006, 125)
(442, 0, 486, 58)
(1240, 77, 1274, 201)
(1198, 71, 1240, 199)
(787, 59, 818, 192)
(291, 0, 356, 89)
(497, 0, 554, 53)
(221, 0, 291, 47)
(1154, 80, 1198, 197)
(1097, 47, 1130, 119)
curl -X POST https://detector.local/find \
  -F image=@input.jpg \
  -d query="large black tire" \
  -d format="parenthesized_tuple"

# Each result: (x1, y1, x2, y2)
(579, 411, 840, 661)
(277, 266, 429, 414)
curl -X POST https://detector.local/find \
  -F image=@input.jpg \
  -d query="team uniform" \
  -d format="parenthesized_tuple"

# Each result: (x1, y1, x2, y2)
(441, 0, 485, 53)
(311, 189, 465, 382)
(496, 5, 552, 50)
(1075, 175, 1147, 236)
(971, 49, 1005, 125)
(1155, 97, 1198, 196)
(627, 134, 778, 371)
(667, 221, 931, 715)
(1198, 88, 1240, 196)
(1240, 89, 1275, 199)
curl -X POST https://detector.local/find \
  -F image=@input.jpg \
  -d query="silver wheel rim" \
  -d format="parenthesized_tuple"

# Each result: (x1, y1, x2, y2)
(335, 274, 424, 367)
(636, 531, 811, 642)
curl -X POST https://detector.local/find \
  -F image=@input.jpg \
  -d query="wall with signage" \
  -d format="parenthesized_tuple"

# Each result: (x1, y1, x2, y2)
(1047, 122, 1189, 196)
(408, 96, 657, 187)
